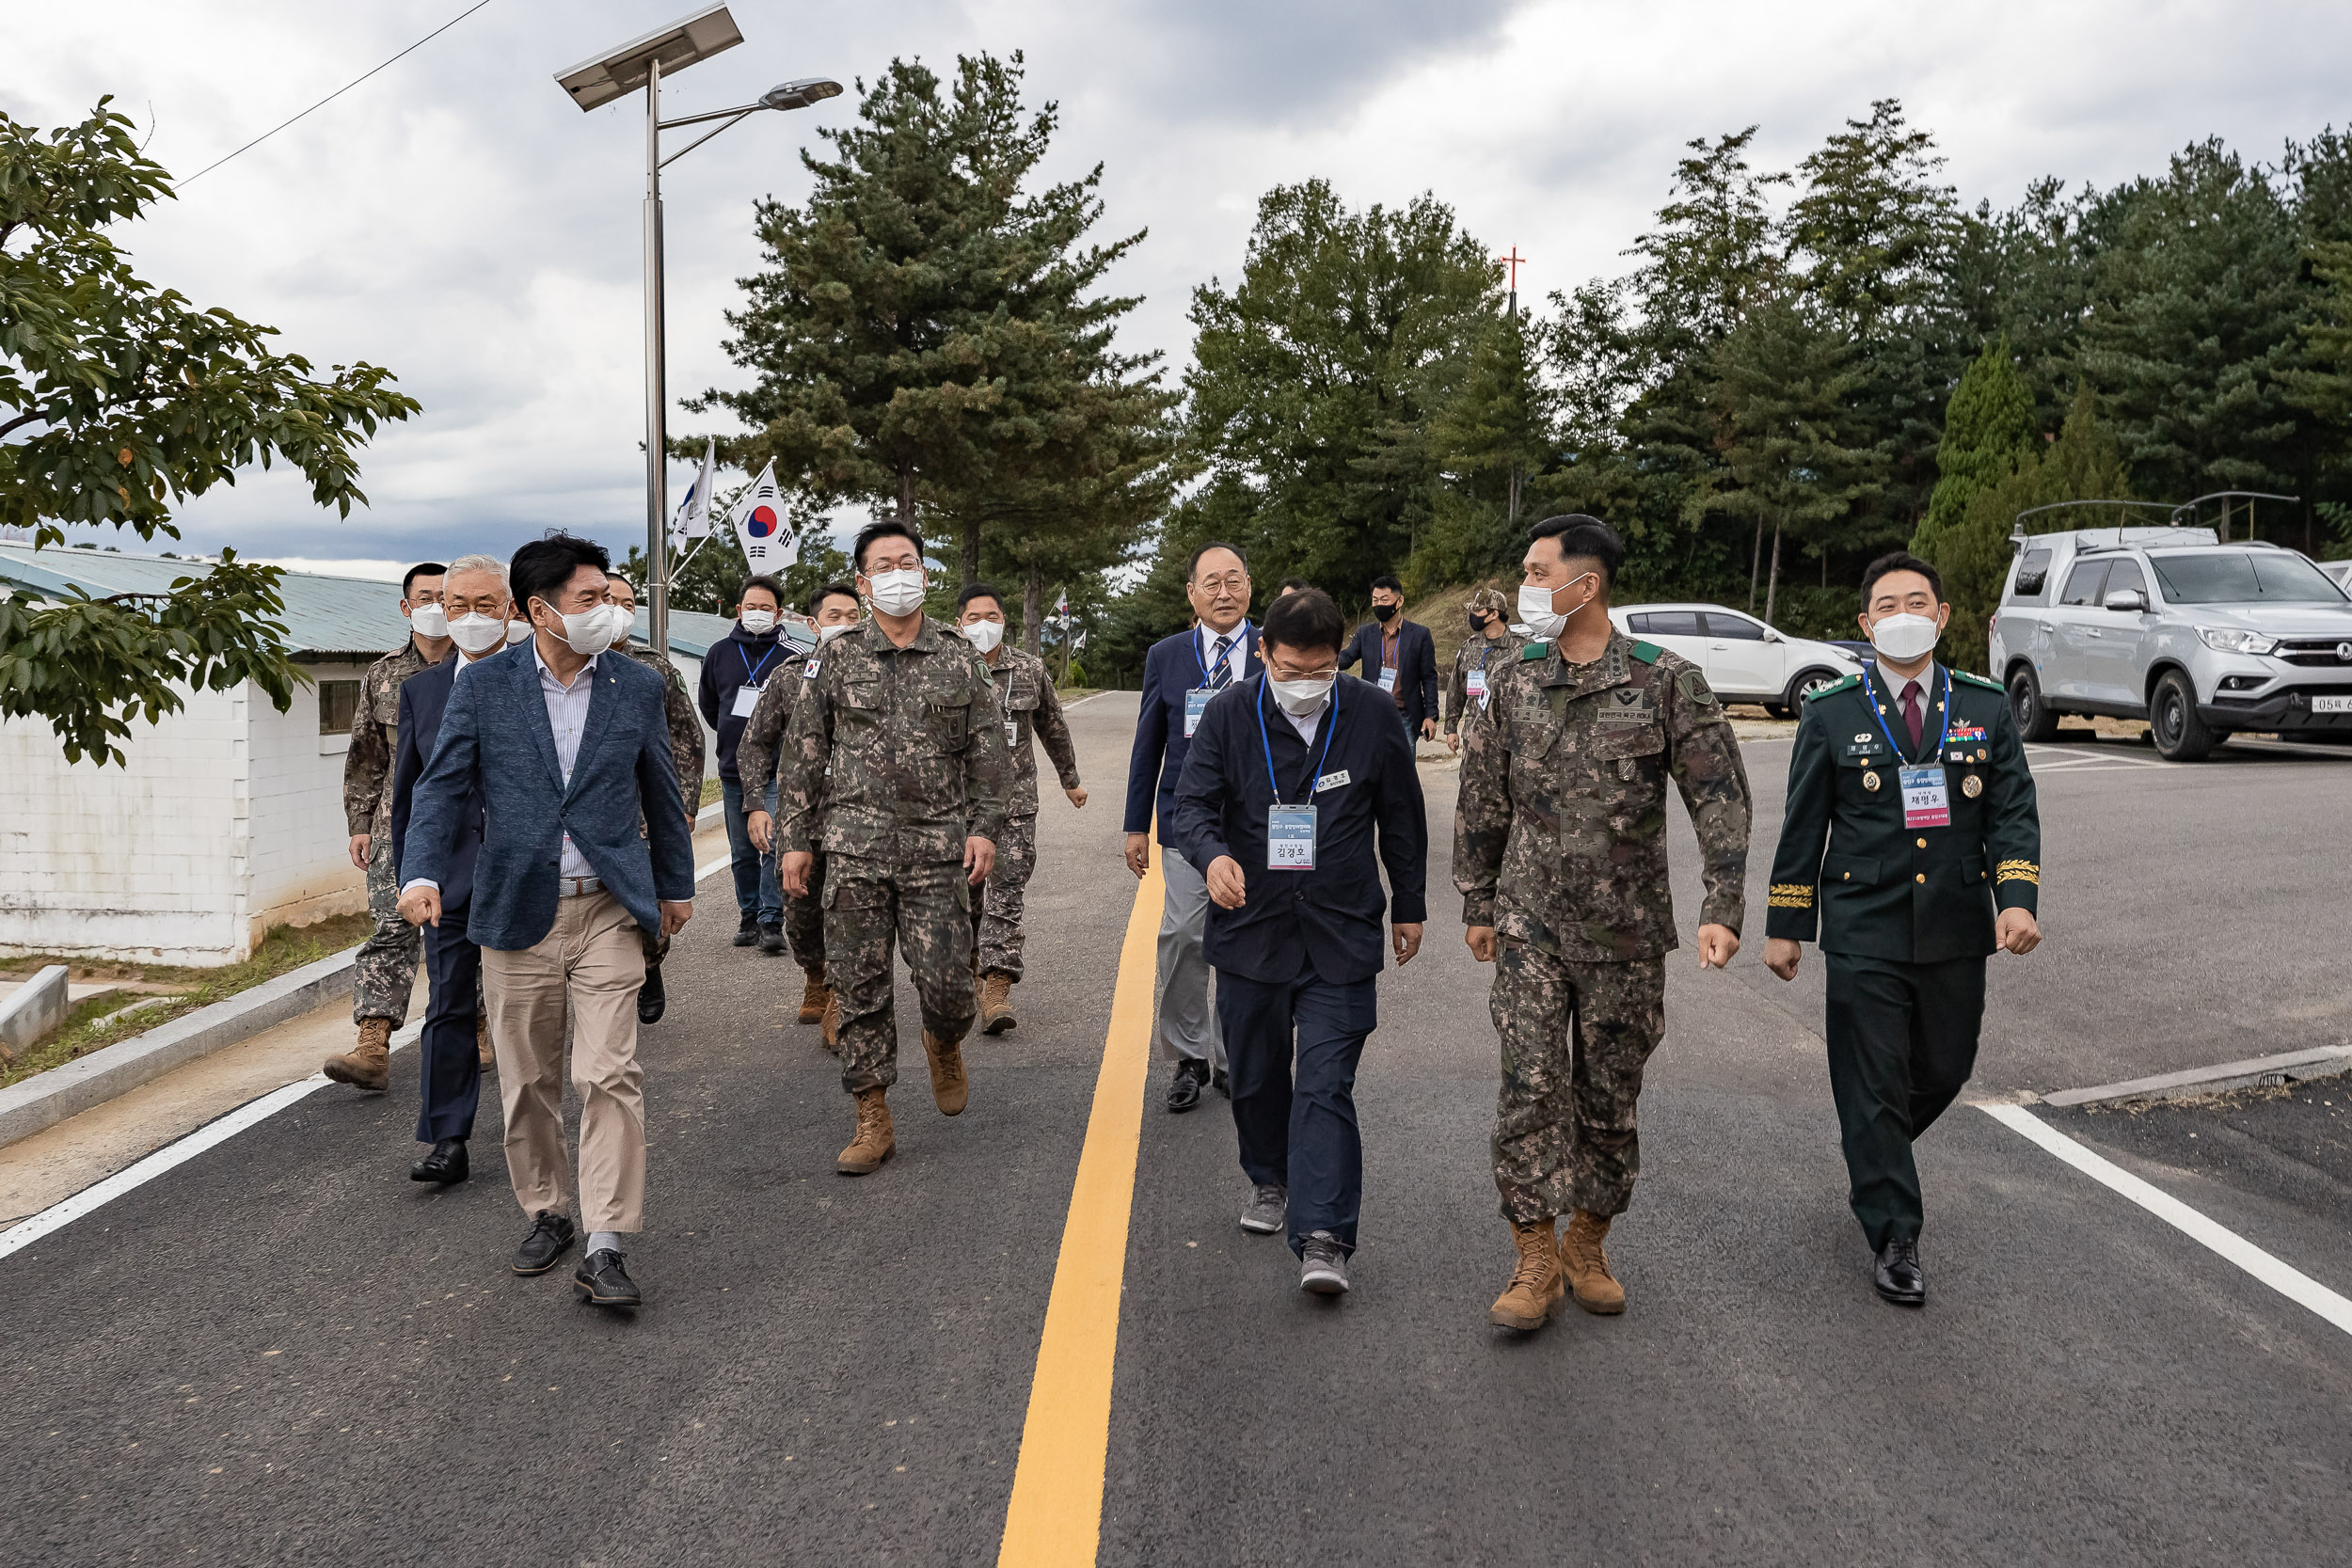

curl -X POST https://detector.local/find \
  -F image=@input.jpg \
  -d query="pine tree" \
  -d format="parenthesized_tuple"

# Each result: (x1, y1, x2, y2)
(1912, 338, 2033, 563)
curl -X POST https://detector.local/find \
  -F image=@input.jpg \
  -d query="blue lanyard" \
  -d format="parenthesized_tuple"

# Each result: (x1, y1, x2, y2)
(1865, 663, 1951, 763)
(739, 639, 779, 688)
(1195, 626, 1246, 689)
(1253, 676, 1340, 805)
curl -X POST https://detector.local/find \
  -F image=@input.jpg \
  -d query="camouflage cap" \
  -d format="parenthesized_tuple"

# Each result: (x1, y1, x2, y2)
(1463, 586, 1510, 618)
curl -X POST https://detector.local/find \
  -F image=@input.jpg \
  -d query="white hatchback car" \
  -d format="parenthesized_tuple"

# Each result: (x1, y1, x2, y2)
(1608, 603, 1866, 715)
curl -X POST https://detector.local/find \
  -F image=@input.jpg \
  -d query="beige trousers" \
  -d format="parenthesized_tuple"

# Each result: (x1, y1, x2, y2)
(482, 889, 648, 1232)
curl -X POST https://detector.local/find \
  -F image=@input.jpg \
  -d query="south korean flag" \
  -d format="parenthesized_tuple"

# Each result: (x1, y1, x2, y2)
(727, 459, 789, 567)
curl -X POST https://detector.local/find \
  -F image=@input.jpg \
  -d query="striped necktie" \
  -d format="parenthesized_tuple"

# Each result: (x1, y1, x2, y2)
(1208, 634, 1233, 690)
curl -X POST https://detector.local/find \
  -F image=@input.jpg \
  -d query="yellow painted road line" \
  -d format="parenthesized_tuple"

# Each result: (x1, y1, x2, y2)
(996, 851, 1163, 1567)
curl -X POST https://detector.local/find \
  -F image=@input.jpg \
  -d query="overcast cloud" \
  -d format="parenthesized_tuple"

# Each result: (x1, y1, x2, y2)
(12, 0, 2352, 574)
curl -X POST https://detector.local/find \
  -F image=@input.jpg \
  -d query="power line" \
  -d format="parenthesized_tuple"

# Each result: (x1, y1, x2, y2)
(178, 1, 495, 187)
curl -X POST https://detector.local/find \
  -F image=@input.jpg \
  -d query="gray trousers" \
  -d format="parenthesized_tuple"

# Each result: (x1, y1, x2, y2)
(1154, 846, 1227, 1070)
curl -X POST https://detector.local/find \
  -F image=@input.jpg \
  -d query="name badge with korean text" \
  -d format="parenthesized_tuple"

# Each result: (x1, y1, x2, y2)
(1004, 721, 1019, 747)
(731, 681, 764, 719)
(1184, 688, 1212, 737)
(1267, 803, 1317, 869)
(1314, 768, 1351, 792)
(1376, 668, 1397, 693)
(1466, 667, 1488, 707)
(1899, 764, 1950, 829)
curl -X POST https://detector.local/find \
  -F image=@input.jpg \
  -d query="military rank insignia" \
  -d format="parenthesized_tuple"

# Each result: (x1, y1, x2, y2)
(1597, 688, 1655, 723)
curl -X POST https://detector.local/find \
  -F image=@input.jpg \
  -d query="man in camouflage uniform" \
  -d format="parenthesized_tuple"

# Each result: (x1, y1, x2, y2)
(953, 583, 1086, 1035)
(605, 572, 710, 1025)
(325, 562, 451, 1092)
(1454, 515, 1751, 1332)
(775, 523, 1011, 1175)
(1443, 584, 1513, 754)
(741, 582, 866, 1050)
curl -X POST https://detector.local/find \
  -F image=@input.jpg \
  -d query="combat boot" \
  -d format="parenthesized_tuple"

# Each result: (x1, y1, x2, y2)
(820, 990, 841, 1054)
(1487, 1216, 1565, 1331)
(922, 1029, 969, 1116)
(324, 1018, 392, 1093)
(476, 1016, 494, 1070)
(836, 1088, 894, 1175)
(979, 974, 1016, 1035)
(1561, 1209, 1626, 1315)
(797, 972, 830, 1025)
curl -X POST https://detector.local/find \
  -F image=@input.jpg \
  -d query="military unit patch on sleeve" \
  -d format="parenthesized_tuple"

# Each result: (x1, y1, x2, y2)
(1677, 667, 1718, 706)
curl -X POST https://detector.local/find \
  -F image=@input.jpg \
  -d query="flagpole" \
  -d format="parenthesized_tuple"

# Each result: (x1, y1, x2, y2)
(644, 54, 673, 657)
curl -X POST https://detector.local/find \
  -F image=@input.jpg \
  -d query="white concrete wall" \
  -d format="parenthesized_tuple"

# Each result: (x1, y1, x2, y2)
(246, 662, 369, 947)
(0, 682, 250, 966)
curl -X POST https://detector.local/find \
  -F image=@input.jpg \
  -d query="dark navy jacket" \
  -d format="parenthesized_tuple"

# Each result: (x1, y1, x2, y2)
(696, 622, 787, 781)
(403, 643, 697, 949)
(1171, 673, 1428, 986)
(390, 655, 483, 912)
(1123, 623, 1263, 849)
(1339, 616, 1440, 731)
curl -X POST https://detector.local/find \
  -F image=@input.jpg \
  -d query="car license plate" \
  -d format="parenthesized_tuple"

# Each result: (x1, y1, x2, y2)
(2314, 694, 2352, 714)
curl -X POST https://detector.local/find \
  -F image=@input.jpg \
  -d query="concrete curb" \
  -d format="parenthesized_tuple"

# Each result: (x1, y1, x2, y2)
(2041, 1045, 2352, 1108)
(0, 947, 358, 1150)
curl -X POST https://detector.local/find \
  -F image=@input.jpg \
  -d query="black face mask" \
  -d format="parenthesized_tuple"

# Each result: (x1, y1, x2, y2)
(1467, 612, 1489, 632)
(1372, 603, 1397, 622)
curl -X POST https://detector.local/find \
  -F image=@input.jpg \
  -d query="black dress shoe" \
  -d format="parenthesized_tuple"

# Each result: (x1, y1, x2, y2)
(1212, 1066, 1231, 1098)
(637, 961, 667, 1024)
(512, 1210, 577, 1275)
(574, 1248, 642, 1308)
(1166, 1060, 1208, 1114)
(1873, 1237, 1926, 1307)
(758, 921, 786, 955)
(409, 1137, 469, 1184)
(732, 915, 760, 947)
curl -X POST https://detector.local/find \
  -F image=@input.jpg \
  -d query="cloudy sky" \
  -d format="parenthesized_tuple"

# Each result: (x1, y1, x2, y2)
(14, 0, 2352, 579)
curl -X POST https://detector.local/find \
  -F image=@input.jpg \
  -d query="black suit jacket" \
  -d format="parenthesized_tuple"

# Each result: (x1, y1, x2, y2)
(1171, 673, 1428, 986)
(390, 656, 485, 912)
(1339, 617, 1439, 730)
(1123, 623, 1263, 848)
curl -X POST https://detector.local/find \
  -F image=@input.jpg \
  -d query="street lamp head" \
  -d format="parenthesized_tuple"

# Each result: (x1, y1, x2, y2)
(761, 78, 844, 112)
(555, 3, 744, 111)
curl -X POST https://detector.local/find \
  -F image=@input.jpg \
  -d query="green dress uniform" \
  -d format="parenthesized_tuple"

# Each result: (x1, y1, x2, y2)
(1766, 661, 2041, 1250)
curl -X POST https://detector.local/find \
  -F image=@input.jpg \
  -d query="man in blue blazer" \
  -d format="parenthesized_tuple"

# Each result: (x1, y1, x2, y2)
(399, 533, 696, 1312)
(389, 553, 512, 1187)
(1173, 587, 1428, 1299)
(1124, 542, 1262, 1113)
(1338, 573, 1440, 742)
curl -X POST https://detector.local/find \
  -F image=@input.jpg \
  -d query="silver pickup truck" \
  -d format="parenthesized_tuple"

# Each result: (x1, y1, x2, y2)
(1989, 526, 2352, 760)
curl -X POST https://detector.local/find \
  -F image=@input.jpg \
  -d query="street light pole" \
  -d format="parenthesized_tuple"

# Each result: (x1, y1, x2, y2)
(644, 55, 672, 655)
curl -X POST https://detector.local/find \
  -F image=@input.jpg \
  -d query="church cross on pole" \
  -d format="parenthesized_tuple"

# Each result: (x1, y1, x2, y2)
(1500, 245, 1526, 313)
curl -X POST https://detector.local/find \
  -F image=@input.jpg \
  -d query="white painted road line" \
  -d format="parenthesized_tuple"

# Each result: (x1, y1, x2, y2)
(696, 855, 731, 883)
(1, 1021, 425, 1260)
(1979, 1102, 2352, 1338)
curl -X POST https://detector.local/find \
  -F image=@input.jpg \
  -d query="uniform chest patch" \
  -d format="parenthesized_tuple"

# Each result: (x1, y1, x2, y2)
(1595, 688, 1656, 723)
(1950, 724, 1986, 742)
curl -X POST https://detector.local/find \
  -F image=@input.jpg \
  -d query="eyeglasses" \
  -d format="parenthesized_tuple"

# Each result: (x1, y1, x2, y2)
(1192, 572, 1248, 594)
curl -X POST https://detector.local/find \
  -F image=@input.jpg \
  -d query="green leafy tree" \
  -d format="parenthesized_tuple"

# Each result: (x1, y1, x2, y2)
(1912, 338, 2034, 562)
(1182, 180, 1498, 596)
(1407, 304, 1551, 587)
(0, 101, 419, 764)
(700, 53, 1148, 588)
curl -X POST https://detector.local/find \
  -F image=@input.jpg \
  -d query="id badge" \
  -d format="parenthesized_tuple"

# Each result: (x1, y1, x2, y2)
(1184, 688, 1211, 736)
(1267, 803, 1316, 870)
(1376, 668, 1397, 692)
(1899, 765, 1950, 829)
(1466, 668, 1488, 707)
(1004, 720, 1019, 747)
(731, 682, 763, 718)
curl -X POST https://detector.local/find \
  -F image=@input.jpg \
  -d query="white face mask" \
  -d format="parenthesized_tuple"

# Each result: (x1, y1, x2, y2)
(538, 599, 624, 657)
(505, 619, 531, 644)
(613, 608, 640, 641)
(739, 609, 777, 635)
(408, 603, 449, 638)
(818, 622, 854, 643)
(448, 612, 508, 655)
(1869, 611, 1942, 663)
(961, 619, 1005, 654)
(865, 567, 927, 617)
(1268, 675, 1335, 716)
(1518, 573, 1594, 642)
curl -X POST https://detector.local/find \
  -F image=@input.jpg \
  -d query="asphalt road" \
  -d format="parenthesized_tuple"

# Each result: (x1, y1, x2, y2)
(8, 692, 2348, 1566)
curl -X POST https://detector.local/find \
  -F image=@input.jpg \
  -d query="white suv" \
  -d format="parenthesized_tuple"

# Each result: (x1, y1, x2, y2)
(1609, 603, 1865, 715)
(1990, 527, 2352, 759)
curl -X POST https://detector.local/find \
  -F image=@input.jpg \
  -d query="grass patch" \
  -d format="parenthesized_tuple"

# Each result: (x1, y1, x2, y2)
(0, 912, 373, 1089)
(701, 777, 723, 807)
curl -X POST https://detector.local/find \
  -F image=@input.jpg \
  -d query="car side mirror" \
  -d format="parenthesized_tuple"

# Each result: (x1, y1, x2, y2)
(1762, 629, 1783, 642)
(2103, 589, 2147, 612)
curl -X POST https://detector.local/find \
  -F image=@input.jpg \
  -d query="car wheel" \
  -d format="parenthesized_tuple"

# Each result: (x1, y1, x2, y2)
(1783, 667, 1844, 712)
(2149, 670, 2216, 761)
(2008, 667, 2059, 742)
